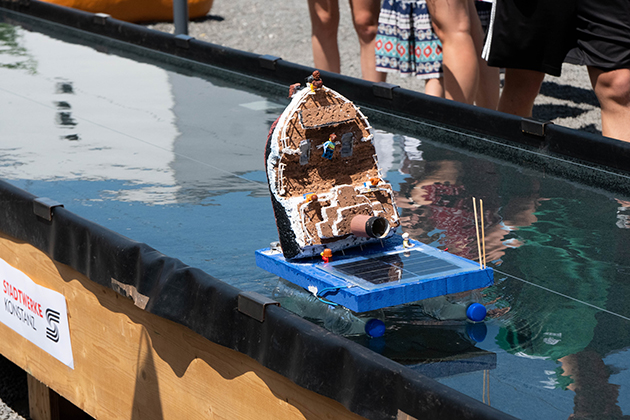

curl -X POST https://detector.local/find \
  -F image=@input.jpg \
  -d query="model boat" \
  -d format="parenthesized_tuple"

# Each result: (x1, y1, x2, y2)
(265, 71, 400, 260)
(258, 73, 492, 329)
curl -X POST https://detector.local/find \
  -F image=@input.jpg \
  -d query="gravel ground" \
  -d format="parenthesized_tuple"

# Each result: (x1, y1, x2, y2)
(0, 2, 605, 419)
(146, 0, 603, 135)
(0, 356, 29, 420)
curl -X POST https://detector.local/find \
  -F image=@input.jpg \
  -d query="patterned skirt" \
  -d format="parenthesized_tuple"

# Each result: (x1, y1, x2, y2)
(375, 0, 442, 79)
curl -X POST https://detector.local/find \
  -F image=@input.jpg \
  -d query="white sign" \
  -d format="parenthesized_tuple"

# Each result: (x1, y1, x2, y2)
(1, 258, 74, 369)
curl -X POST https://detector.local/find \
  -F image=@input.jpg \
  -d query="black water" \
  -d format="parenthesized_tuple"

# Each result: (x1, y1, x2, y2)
(2, 23, 630, 419)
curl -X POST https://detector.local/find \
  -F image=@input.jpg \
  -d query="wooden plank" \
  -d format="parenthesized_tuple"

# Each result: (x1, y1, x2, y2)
(0, 232, 365, 420)
(28, 374, 56, 420)
(28, 374, 94, 420)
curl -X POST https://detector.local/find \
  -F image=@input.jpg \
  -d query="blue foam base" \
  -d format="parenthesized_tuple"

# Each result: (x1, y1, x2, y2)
(256, 236, 493, 313)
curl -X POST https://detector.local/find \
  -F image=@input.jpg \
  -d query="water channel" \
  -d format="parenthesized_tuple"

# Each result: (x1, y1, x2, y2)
(2, 22, 630, 419)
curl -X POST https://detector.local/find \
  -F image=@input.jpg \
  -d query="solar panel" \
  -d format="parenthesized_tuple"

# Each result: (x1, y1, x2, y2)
(256, 237, 494, 312)
(319, 248, 463, 290)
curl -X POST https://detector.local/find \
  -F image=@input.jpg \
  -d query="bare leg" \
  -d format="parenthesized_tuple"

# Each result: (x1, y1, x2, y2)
(498, 68, 545, 117)
(424, 77, 444, 97)
(349, 0, 386, 82)
(588, 67, 630, 142)
(308, 0, 341, 73)
(426, 0, 479, 104)
(469, 0, 499, 110)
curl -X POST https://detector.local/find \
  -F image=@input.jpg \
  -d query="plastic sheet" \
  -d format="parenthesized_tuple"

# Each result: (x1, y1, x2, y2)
(0, 179, 515, 419)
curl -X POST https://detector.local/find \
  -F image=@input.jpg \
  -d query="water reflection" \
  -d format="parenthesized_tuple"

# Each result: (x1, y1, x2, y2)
(356, 318, 496, 379)
(560, 351, 628, 419)
(392, 136, 547, 265)
(0, 23, 36, 72)
(0, 27, 180, 204)
(616, 199, 630, 229)
(54, 79, 78, 141)
(377, 130, 630, 418)
(55, 79, 74, 94)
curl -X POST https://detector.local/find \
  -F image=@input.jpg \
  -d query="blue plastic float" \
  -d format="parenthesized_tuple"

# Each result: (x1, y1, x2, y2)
(256, 236, 493, 313)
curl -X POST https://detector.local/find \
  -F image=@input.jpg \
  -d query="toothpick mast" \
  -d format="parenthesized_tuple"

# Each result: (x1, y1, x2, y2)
(473, 197, 482, 269)
(480, 199, 486, 268)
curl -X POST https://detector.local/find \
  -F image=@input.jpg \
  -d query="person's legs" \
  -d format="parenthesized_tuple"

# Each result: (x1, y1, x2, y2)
(470, 0, 499, 110)
(424, 77, 444, 97)
(498, 69, 545, 117)
(426, 0, 478, 104)
(588, 67, 630, 142)
(308, 0, 341, 73)
(349, 0, 386, 82)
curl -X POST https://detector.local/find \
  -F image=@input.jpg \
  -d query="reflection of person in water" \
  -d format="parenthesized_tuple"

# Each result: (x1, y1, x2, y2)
(394, 139, 545, 266)
(392, 134, 554, 328)
(492, 194, 630, 418)
(560, 350, 630, 420)
(397, 158, 486, 260)
(383, 131, 630, 417)
(615, 198, 630, 229)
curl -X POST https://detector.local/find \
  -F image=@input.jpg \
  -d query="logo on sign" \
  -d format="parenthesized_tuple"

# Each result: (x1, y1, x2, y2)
(45, 308, 60, 343)
(1, 258, 74, 369)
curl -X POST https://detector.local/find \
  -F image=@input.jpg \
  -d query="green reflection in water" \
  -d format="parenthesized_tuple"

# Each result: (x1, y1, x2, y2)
(0, 24, 36, 73)
(493, 195, 630, 393)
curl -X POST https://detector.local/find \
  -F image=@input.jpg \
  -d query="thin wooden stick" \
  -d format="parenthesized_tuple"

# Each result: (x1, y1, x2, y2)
(481, 369, 488, 404)
(473, 197, 482, 269)
(487, 369, 491, 406)
(480, 199, 486, 269)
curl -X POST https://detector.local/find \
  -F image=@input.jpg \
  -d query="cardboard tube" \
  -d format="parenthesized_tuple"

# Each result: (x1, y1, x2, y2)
(351, 215, 390, 238)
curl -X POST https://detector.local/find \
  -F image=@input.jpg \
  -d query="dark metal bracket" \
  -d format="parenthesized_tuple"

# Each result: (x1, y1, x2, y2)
(238, 291, 280, 322)
(174, 34, 193, 49)
(33, 197, 64, 221)
(93, 13, 110, 25)
(521, 118, 552, 137)
(259, 54, 281, 71)
(372, 82, 399, 100)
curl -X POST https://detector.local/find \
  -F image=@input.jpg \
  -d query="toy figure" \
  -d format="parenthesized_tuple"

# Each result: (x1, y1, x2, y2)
(321, 248, 333, 263)
(288, 83, 302, 98)
(307, 70, 323, 92)
(322, 134, 336, 159)
(402, 232, 414, 249)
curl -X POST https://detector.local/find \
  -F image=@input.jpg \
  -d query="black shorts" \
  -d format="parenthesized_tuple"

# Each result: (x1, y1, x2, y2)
(484, 0, 630, 76)
(565, 0, 630, 70)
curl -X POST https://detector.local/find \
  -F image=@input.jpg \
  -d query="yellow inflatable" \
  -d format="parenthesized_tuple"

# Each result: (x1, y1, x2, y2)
(42, 0, 214, 23)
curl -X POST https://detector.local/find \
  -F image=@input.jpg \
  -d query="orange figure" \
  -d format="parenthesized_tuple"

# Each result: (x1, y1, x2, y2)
(308, 70, 324, 91)
(288, 83, 302, 98)
(320, 248, 333, 263)
(370, 177, 381, 186)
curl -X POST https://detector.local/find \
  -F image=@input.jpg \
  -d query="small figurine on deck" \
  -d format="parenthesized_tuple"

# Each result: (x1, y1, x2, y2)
(320, 248, 333, 263)
(288, 83, 302, 98)
(307, 70, 323, 92)
(322, 134, 336, 159)
(402, 232, 414, 249)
